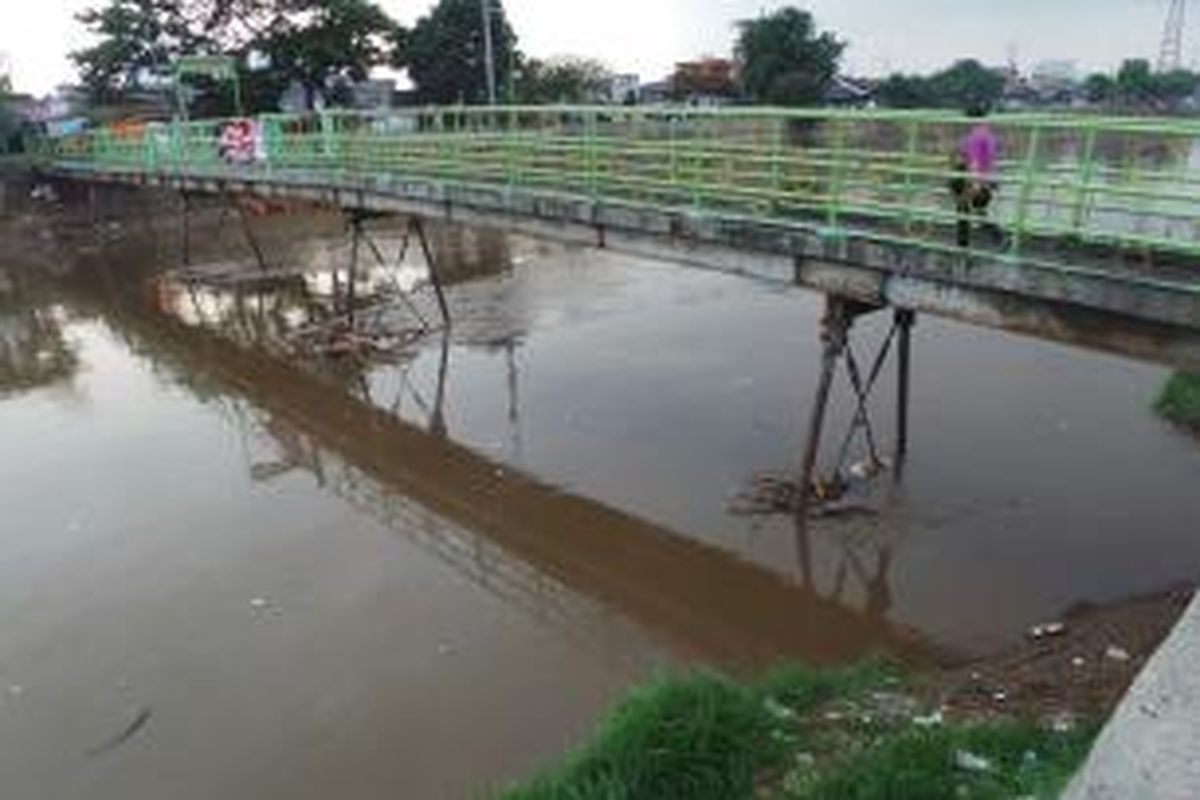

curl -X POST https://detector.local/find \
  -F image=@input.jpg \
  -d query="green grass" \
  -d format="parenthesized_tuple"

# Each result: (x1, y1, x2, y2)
(499, 661, 1097, 800)
(784, 721, 1097, 800)
(1156, 372, 1200, 431)
(501, 671, 785, 800)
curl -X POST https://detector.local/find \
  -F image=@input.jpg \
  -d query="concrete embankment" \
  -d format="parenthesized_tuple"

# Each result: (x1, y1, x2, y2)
(1064, 590, 1200, 799)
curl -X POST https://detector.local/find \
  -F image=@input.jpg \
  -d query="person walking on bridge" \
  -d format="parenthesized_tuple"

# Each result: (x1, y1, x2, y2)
(950, 105, 1003, 248)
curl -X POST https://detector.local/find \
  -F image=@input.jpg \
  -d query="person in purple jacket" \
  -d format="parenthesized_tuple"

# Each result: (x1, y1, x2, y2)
(949, 105, 1003, 247)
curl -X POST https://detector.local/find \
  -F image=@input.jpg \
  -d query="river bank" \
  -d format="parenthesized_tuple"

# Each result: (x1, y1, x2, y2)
(1157, 372, 1200, 434)
(502, 585, 1194, 799)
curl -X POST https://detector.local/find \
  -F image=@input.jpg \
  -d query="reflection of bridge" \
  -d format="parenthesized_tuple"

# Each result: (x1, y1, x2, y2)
(39, 107, 1200, 506)
(97, 281, 950, 670)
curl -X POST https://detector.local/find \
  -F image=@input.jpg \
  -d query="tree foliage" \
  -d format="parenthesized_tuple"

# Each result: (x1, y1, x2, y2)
(406, 0, 517, 104)
(1085, 59, 1200, 110)
(73, 0, 400, 110)
(876, 59, 1004, 111)
(72, 0, 206, 98)
(256, 0, 400, 109)
(1082, 73, 1115, 104)
(735, 7, 844, 106)
(515, 56, 610, 104)
(875, 73, 931, 109)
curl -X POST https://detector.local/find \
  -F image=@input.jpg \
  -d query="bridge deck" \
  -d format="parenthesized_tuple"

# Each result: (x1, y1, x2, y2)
(37, 107, 1200, 364)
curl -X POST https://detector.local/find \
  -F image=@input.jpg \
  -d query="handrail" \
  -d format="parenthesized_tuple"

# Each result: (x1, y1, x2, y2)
(36, 106, 1200, 265)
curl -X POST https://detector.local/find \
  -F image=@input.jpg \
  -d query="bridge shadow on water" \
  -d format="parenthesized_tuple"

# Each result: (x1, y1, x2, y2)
(3, 189, 955, 673)
(102, 268, 952, 672)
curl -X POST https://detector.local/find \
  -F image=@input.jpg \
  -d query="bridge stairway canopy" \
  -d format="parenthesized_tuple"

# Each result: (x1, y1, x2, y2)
(39, 107, 1200, 277)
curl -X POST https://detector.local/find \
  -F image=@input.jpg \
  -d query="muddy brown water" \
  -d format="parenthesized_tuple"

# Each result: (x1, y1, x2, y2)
(2, 187, 1200, 798)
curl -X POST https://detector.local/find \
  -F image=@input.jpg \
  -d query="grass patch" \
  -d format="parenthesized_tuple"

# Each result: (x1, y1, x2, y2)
(500, 660, 1097, 800)
(784, 721, 1097, 800)
(1156, 372, 1200, 431)
(501, 671, 785, 800)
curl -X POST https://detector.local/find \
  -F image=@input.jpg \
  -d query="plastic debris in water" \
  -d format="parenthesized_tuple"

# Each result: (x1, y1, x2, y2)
(1028, 621, 1067, 640)
(955, 750, 993, 772)
(1105, 646, 1132, 663)
(913, 709, 945, 727)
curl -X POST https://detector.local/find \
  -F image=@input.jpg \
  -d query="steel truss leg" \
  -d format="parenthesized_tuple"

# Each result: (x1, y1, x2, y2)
(797, 296, 854, 519)
(797, 297, 915, 518)
(180, 191, 191, 266)
(224, 190, 268, 272)
(410, 216, 451, 328)
(895, 308, 916, 478)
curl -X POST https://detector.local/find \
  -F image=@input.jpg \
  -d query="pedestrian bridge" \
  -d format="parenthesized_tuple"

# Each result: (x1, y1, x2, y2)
(38, 106, 1200, 366)
(33, 105, 1200, 508)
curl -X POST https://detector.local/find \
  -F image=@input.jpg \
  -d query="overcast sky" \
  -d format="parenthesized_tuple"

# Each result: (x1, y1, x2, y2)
(0, 0, 1183, 96)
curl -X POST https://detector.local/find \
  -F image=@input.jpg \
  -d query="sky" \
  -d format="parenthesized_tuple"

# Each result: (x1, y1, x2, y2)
(0, 0, 1184, 96)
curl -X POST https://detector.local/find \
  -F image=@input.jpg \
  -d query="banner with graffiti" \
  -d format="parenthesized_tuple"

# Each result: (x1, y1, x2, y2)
(218, 119, 264, 165)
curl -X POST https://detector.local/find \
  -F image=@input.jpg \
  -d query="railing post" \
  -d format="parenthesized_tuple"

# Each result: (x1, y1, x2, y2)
(1070, 123, 1099, 236)
(586, 108, 599, 201)
(1010, 124, 1043, 256)
(825, 117, 849, 233)
(770, 114, 784, 210)
(506, 107, 518, 188)
(169, 118, 183, 177)
(900, 120, 920, 235)
(669, 112, 680, 199)
(320, 110, 335, 174)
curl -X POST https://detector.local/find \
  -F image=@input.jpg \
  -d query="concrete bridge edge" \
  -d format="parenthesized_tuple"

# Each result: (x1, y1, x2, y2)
(1063, 589, 1200, 799)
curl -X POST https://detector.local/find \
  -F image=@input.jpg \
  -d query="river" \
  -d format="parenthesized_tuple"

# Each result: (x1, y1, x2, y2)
(2, 182, 1199, 798)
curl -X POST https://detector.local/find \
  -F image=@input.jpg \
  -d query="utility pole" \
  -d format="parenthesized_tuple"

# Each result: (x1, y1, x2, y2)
(1159, 0, 1188, 72)
(480, 0, 498, 105)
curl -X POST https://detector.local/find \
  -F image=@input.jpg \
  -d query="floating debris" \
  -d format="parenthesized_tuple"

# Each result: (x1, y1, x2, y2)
(913, 709, 944, 728)
(86, 706, 153, 758)
(1028, 621, 1067, 640)
(955, 750, 993, 773)
(1104, 646, 1132, 663)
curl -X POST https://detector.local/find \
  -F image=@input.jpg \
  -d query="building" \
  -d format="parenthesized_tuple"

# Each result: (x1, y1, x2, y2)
(671, 58, 738, 106)
(824, 76, 876, 108)
(607, 74, 640, 105)
(1030, 60, 1079, 103)
(638, 80, 674, 105)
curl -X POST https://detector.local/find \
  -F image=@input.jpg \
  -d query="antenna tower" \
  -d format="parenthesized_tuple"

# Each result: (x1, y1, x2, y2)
(1159, 0, 1188, 72)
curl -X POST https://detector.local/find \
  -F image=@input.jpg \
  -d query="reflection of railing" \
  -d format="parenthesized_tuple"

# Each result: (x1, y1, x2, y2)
(40, 107, 1200, 269)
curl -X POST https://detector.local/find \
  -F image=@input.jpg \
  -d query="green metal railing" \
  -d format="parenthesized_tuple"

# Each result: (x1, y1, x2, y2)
(37, 106, 1200, 274)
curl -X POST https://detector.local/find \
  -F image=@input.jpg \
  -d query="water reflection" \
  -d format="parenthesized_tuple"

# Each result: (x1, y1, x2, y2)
(96, 274, 944, 669)
(0, 266, 78, 398)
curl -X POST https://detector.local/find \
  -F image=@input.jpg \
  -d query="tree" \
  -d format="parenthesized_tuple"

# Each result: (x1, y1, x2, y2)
(1154, 68, 1199, 108)
(73, 0, 208, 99)
(516, 56, 610, 104)
(73, 0, 403, 111)
(1116, 58, 1155, 106)
(1083, 73, 1115, 105)
(924, 59, 1005, 111)
(255, 0, 401, 109)
(875, 73, 932, 109)
(405, 0, 517, 105)
(735, 7, 844, 106)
